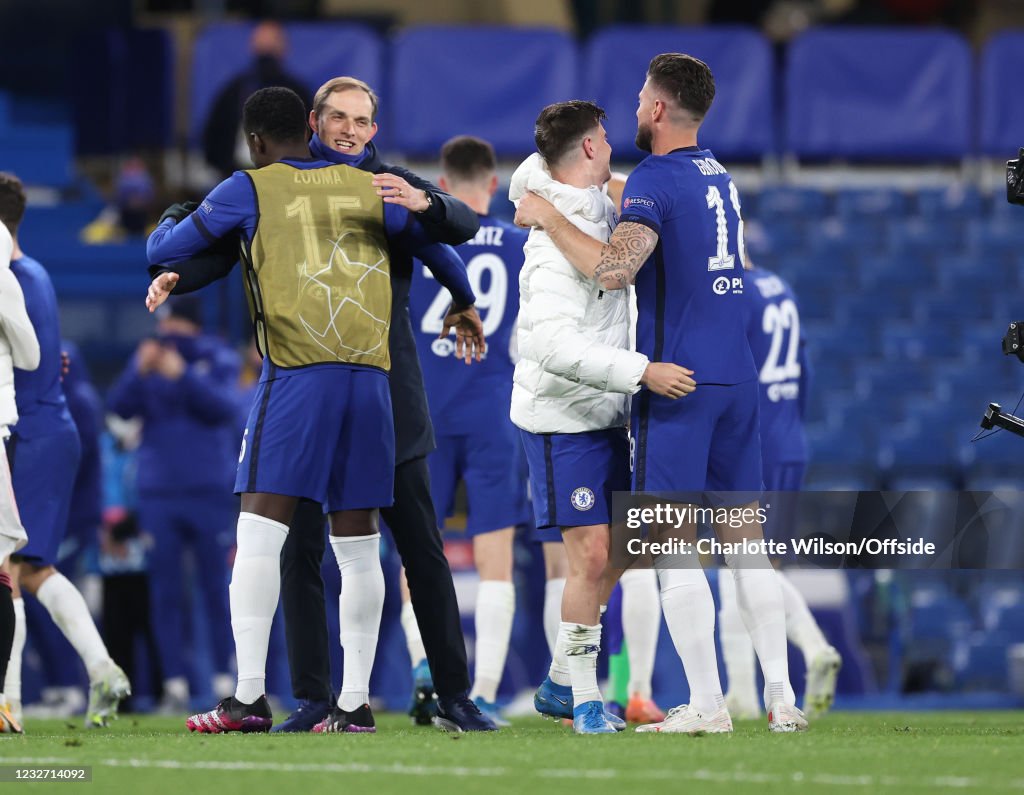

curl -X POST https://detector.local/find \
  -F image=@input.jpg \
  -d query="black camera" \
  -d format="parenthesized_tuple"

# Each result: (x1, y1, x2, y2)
(1002, 321, 1024, 363)
(1009, 148, 1024, 206)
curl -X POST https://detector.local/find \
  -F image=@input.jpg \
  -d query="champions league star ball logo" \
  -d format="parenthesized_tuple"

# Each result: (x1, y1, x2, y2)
(570, 487, 596, 511)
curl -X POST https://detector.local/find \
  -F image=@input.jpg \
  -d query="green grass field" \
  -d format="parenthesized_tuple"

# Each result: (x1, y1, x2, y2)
(2, 711, 1023, 794)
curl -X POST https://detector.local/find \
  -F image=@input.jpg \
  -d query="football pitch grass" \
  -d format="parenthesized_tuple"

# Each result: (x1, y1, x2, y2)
(2, 711, 1023, 794)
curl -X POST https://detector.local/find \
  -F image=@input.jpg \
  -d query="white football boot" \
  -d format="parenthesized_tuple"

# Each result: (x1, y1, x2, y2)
(767, 702, 808, 733)
(635, 704, 733, 734)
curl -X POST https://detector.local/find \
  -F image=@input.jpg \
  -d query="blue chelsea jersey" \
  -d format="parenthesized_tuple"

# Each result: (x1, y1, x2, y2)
(409, 215, 527, 433)
(619, 147, 757, 386)
(741, 266, 810, 465)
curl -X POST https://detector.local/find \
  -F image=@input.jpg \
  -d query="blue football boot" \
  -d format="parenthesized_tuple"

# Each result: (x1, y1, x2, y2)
(572, 700, 617, 734)
(534, 676, 573, 719)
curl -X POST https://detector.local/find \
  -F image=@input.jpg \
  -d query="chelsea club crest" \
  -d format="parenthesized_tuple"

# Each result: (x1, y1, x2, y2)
(570, 487, 595, 511)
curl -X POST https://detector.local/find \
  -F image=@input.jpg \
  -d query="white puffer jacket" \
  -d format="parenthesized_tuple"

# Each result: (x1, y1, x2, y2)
(0, 221, 40, 433)
(509, 154, 648, 434)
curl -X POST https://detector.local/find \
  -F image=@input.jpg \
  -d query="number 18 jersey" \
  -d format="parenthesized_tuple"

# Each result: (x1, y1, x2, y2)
(410, 214, 528, 433)
(618, 147, 757, 386)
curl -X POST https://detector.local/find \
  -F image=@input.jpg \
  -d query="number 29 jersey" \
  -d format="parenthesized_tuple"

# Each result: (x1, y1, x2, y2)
(618, 147, 757, 386)
(409, 214, 528, 433)
(741, 266, 809, 465)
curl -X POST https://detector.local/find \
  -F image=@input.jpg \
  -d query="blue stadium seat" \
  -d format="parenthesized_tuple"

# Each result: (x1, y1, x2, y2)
(961, 323, 1016, 362)
(805, 322, 879, 358)
(756, 186, 830, 220)
(391, 26, 576, 156)
(785, 28, 972, 159)
(965, 219, 1024, 261)
(804, 424, 880, 488)
(745, 217, 807, 257)
(954, 635, 1009, 690)
(881, 323, 959, 361)
(836, 292, 914, 324)
(856, 360, 937, 401)
(859, 254, 934, 292)
(915, 185, 982, 221)
(0, 124, 75, 188)
(834, 188, 909, 220)
(806, 218, 886, 258)
(980, 32, 1024, 156)
(791, 286, 834, 322)
(189, 22, 383, 146)
(583, 26, 775, 159)
(888, 218, 963, 257)
(878, 422, 959, 487)
(913, 293, 991, 326)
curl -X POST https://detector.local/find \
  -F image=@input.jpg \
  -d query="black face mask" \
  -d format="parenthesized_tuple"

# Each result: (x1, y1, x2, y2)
(255, 53, 283, 81)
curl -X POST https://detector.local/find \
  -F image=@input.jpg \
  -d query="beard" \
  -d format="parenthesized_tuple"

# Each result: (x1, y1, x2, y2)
(634, 122, 653, 153)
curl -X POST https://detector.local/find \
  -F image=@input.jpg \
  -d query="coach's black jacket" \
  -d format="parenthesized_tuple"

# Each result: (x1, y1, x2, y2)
(151, 140, 479, 465)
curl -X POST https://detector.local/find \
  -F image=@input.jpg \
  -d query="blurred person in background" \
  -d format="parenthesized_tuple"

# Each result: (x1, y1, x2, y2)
(0, 218, 37, 734)
(0, 173, 130, 730)
(106, 296, 241, 714)
(21, 340, 104, 720)
(402, 135, 530, 727)
(202, 21, 308, 179)
(719, 256, 841, 720)
(98, 508, 159, 713)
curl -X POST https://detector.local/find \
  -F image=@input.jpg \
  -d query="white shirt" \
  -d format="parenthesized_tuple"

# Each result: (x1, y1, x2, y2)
(509, 154, 648, 434)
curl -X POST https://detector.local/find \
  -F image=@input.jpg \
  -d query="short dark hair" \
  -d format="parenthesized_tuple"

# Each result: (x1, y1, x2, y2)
(534, 100, 607, 167)
(243, 87, 308, 145)
(647, 53, 715, 121)
(0, 172, 26, 235)
(440, 136, 496, 184)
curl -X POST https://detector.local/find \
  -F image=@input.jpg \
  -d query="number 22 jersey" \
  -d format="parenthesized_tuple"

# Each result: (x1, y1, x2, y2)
(409, 214, 528, 432)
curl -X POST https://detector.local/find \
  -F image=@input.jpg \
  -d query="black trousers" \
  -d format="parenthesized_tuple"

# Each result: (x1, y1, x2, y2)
(280, 455, 470, 701)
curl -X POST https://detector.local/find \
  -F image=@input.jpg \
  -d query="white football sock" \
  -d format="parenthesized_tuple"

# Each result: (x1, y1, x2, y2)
(543, 578, 565, 657)
(655, 563, 724, 716)
(620, 568, 660, 699)
(469, 580, 514, 703)
(717, 567, 759, 704)
(6, 597, 25, 706)
(35, 573, 111, 682)
(778, 572, 830, 663)
(725, 551, 795, 708)
(548, 620, 571, 687)
(563, 622, 602, 706)
(400, 600, 426, 668)
(331, 534, 384, 712)
(230, 512, 287, 704)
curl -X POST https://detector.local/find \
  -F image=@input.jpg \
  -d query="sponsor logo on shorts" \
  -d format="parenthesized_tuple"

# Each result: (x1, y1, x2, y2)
(200, 200, 214, 215)
(570, 487, 596, 511)
(712, 276, 744, 295)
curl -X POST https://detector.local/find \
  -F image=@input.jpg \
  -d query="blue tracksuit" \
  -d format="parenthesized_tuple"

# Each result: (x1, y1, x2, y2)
(107, 332, 242, 681)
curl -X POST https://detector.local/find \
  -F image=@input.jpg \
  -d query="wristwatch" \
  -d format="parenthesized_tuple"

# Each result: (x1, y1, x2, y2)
(419, 191, 434, 212)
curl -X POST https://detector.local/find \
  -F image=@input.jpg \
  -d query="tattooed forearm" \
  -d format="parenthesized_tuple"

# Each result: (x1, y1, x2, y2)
(593, 222, 659, 291)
